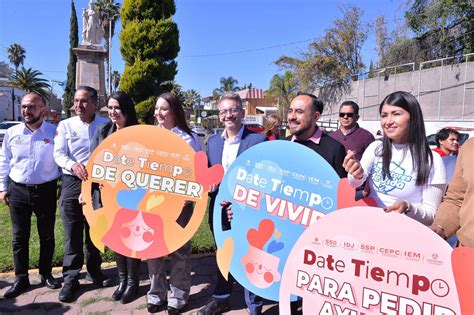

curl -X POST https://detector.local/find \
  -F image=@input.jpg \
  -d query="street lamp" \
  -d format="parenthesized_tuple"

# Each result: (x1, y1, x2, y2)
(107, 12, 120, 96)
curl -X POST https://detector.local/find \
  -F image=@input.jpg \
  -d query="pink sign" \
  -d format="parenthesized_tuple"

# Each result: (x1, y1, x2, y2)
(279, 207, 464, 314)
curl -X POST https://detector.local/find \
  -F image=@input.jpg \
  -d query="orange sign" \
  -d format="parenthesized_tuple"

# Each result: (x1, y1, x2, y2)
(82, 125, 223, 259)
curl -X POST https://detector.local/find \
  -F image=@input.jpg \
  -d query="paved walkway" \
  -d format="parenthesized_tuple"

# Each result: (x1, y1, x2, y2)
(0, 255, 279, 314)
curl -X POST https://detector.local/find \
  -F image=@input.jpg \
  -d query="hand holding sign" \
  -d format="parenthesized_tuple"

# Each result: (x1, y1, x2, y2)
(194, 151, 224, 191)
(82, 126, 222, 259)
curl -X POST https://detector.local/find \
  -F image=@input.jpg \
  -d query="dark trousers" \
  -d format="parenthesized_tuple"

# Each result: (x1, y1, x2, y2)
(8, 179, 57, 279)
(209, 193, 263, 314)
(60, 175, 102, 284)
(115, 252, 140, 279)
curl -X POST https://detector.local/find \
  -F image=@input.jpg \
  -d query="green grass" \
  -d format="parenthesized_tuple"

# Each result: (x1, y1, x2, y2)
(0, 203, 215, 272)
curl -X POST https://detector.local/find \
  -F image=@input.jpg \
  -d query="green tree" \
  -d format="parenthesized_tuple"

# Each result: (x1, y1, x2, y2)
(96, 0, 121, 94)
(367, 60, 375, 78)
(111, 70, 121, 93)
(63, 0, 78, 118)
(267, 71, 297, 119)
(406, 0, 473, 58)
(183, 89, 201, 108)
(182, 89, 201, 122)
(7, 43, 26, 73)
(212, 76, 240, 96)
(379, 0, 473, 68)
(374, 15, 389, 65)
(120, 0, 180, 123)
(276, 6, 368, 91)
(9, 67, 51, 99)
(170, 82, 185, 105)
(182, 89, 201, 109)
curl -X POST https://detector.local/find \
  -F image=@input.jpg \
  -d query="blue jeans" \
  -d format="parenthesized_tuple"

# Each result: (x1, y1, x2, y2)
(212, 269, 263, 315)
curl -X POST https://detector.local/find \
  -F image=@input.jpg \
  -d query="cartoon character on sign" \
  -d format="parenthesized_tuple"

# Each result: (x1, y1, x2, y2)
(241, 219, 283, 289)
(82, 125, 225, 260)
(102, 188, 168, 258)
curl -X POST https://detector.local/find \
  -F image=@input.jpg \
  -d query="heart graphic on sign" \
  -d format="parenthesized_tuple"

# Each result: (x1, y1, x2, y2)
(337, 178, 376, 209)
(146, 194, 165, 211)
(247, 219, 275, 250)
(216, 237, 234, 280)
(194, 151, 224, 191)
(267, 240, 284, 254)
(452, 247, 474, 313)
(90, 214, 108, 252)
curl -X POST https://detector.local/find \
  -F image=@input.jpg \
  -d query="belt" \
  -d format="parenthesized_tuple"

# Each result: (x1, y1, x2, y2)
(11, 179, 57, 190)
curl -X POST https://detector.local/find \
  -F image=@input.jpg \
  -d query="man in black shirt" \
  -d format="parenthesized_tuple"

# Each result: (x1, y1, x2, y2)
(287, 93, 347, 178)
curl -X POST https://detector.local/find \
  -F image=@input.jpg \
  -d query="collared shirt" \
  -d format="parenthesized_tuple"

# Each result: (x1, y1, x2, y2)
(340, 124, 358, 136)
(291, 127, 322, 144)
(432, 147, 451, 157)
(170, 126, 202, 152)
(54, 115, 109, 175)
(0, 121, 61, 190)
(221, 126, 244, 173)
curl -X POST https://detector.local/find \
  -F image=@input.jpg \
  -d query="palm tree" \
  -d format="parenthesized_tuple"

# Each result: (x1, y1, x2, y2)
(9, 67, 51, 99)
(213, 76, 240, 97)
(7, 43, 26, 73)
(267, 71, 297, 119)
(183, 89, 201, 108)
(111, 70, 121, 93)
(96, 0, 120, 94)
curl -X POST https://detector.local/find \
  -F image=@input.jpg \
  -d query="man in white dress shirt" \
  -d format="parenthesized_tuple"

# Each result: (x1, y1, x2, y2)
(53, 86, 110, 302)
(0, 92, 61, 298)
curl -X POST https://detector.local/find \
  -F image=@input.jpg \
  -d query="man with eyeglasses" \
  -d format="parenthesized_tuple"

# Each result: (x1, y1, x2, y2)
(287, 93, 347, 178)
(198, 92, 266, 315)
(329, 101, 374, 161)
(0, 92, 61, 298)
(53, 86, 110, 302)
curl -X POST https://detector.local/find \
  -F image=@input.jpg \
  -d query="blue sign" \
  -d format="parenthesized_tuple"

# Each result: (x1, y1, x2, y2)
(213, 140, 341, 301)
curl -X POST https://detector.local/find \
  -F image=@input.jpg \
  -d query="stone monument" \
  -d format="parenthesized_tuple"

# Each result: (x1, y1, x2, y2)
(74, 0, 106, 105)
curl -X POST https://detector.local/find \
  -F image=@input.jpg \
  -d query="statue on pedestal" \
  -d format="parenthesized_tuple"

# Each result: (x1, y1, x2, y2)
(82, 0, 103, 46)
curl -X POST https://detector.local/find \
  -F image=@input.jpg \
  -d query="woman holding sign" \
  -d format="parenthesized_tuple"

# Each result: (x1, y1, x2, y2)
(343, 91, 447, 226)
(146, 93, 202, 314)
(90, 92, 141, 304)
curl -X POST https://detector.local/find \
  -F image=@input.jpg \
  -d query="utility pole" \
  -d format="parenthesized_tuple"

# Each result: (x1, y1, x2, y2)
(11, 87, 15, 120)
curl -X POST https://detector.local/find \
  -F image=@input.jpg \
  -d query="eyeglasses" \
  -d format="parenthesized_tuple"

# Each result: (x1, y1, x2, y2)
(339, 112, 355, 118)
(21, 104, 41, 111)
(219, 108, 242, 116)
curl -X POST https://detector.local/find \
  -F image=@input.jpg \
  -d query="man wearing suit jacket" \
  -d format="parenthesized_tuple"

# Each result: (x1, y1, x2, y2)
(198, 93, 266, 315)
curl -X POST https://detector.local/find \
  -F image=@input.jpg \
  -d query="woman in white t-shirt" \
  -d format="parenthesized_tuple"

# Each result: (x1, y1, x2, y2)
(343, 91, 447, 225)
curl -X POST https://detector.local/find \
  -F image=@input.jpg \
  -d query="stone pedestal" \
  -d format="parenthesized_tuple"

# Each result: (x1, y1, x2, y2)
(73, 45, 106, 106)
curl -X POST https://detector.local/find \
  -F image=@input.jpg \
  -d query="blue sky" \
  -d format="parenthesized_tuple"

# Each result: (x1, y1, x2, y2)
(0, 0, 408, 97)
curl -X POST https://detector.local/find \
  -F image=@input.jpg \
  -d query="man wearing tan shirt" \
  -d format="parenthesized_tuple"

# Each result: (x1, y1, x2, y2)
(430, 138, 474, 248)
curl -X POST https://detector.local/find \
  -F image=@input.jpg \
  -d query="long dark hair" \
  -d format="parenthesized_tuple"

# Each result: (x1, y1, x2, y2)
(109, 91, 139, 127)
(157, 93, 193, 137)
(378, 91, 432, 186)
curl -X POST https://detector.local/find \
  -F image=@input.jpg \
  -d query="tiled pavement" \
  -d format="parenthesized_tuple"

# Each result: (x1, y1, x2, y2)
(0, 255, 279, 315)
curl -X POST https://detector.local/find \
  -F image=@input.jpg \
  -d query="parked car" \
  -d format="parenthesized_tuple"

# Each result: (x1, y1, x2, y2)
(205, 127, 224, 143)
(0, 121, 22, 143)
(244, 123, 264, 133)
(209, 127, 224, 136)
(191, 125, 207, 137)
